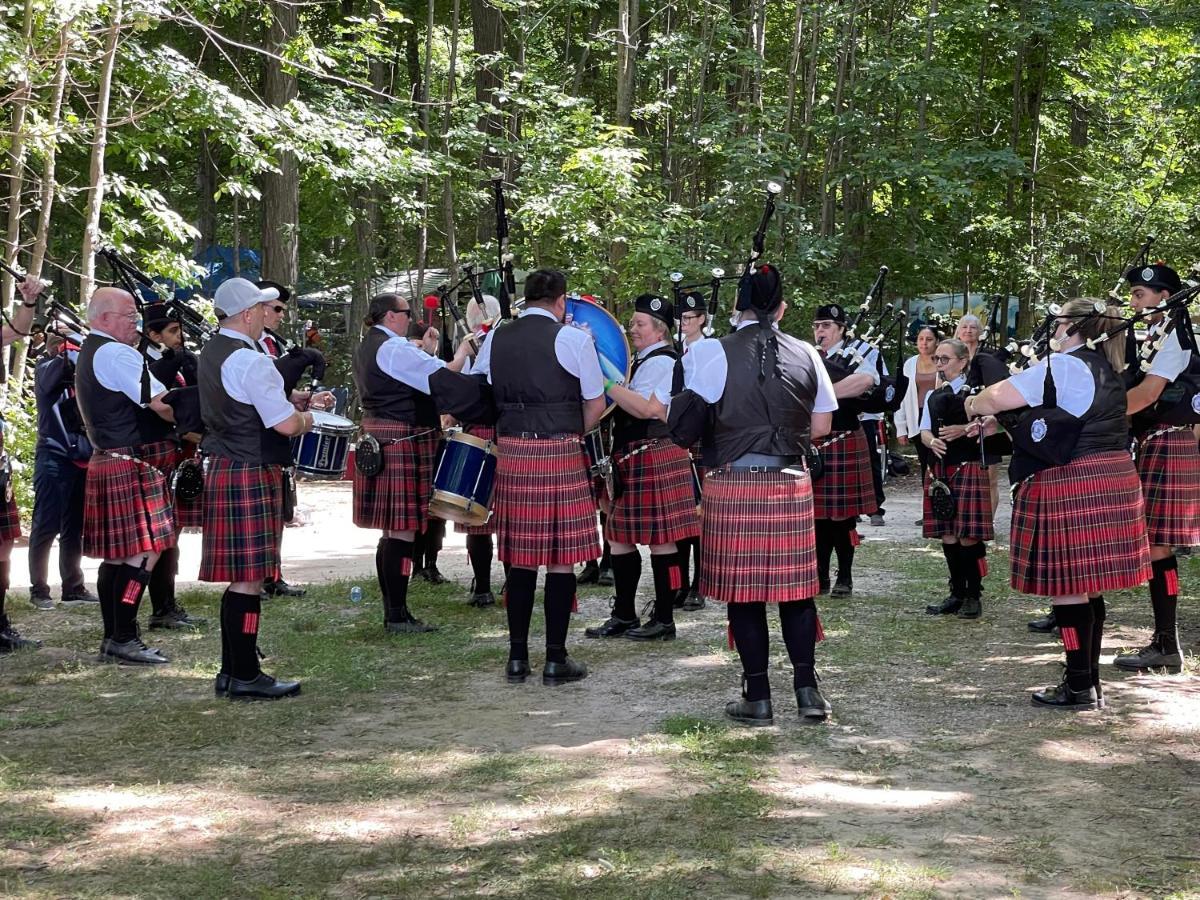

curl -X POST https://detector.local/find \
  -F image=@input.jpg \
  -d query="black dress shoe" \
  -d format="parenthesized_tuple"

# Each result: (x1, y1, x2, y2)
(957, 595, 982, 619)
(228, 672, 301, 701)
(625, 619, 677, 642)
(577, 561, 601, 585)
(506, 659, 530, 684)
(596, 567, 614, 587)
(1112, 636, 1183, 673)
(926, 595, 963, 615)
(818, 577, 830, 595)
(214, 673, 230, 696)
(1028, 609, 1057, 633)
(830, 578, 853, 598)
(61, 590, 100, 606)
(672, 588, 688, 609)
(795, 685, 832, 721)
(385, 613, 439, 634)
(0, 622, 41, 652)
(584, 615, 640, 638)
(1031, 680, 1097, 710)
(468, 591, 496, 608)
(725, 698, 774, 726)
(100, 637, 169, 666)
(265, 579, 306, 598)
(542, 657, 588, 686)
(149, 602, 206, 630)
(421, 565, 449, 585)
(681, 589, 705, 612)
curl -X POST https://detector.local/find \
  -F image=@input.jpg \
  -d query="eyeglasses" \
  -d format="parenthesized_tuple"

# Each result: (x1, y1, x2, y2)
(933, 355, 957, 364)
(393, 307, 411, 316)
(681, 312, 704, 322)
(268, 305, 286, 314)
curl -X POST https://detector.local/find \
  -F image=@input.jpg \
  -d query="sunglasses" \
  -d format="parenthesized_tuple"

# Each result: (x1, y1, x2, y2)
(933, 355, 957, 364)
(393, 307, 411, 315)
(268, 305, 287, 314)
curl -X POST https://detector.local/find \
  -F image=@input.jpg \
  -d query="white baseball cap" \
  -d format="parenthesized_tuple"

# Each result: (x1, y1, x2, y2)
(214, 277, 279, 318)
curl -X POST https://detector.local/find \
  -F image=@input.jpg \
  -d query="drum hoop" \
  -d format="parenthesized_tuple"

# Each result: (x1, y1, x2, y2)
(566, 299, 631, 423)
(448, 431, 498, 455)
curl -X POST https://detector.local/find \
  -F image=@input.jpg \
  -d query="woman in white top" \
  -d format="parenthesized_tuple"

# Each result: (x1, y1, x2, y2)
(894, 325, 940, 497)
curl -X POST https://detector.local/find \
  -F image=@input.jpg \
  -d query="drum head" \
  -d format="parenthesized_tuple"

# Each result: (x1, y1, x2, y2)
(311, 410, 355, 433)
(565, 298, 631, 420)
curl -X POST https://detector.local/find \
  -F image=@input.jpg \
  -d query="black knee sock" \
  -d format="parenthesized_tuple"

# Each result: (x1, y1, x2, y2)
(691, 536, 702, 590)
(676, 539, 692, 597)
(381, 537, 414, 623)
(467, 534, 493, 593)
(426, 518, 445, 568)
(410, 530, 426, 573)
(942, 543, 964, 596)
(148, 546, 179, 616)
(374, 537, 388, 605)
(544, 572, 576, 663)
(961, 544, 982, 599)
(815, 520, 832, 586)
(727, 602, 771, 701)
(1054, 602, 1095, 692)
(0, 560, 8, 626)
(650, 552, 681, 625)
(1149, 556, 1179, 651)
(833, 520, 855, 581)
(96, 562, 117, 640)
(221, 589, 262, 681)
(1089, 594, 1106, 698)
(111, 562, 150, 643)
(779, 599, 819, 689)
(505, 567, 537, 661)
(599, 524, 612, 569)
(610, 550, 641, 621)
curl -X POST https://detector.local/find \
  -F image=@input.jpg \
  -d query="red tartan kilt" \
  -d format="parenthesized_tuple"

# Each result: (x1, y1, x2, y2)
(199, 457, 282, 582)
(352, 418, 439, 532)
(83, 442, 177, 560)
(1137, 428, 1200, 547)
(454, 424, 498, 535)
(1010, 451, 1151, 597)
(700, 468, 818, 603)
(0, 491, 20, 542)
(812, 428, 878, 520)
(494, 435, 600, 568)
(922, 460, 994, 541)
(606, 440, 700, 546)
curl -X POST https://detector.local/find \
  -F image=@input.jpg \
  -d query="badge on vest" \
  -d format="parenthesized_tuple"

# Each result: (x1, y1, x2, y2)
(1031, 418, 1048, 442)
(885, 384, 896, 403)
(1191, 393, 1200, 415)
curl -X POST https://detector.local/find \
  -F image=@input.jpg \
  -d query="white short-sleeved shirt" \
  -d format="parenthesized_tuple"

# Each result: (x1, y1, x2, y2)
(918, 375, 967, 432)
(858, 346, 889, 422)
(372, 324, 447, 393)
(469, 307, 605, 400)
(90, 328, 166, 405)
(217, 328, 297, 429)
(1146, 324, 1190, 382)
(628, 340, 677, 405)
(1008, 346, 1096, 417)
(680, 322, 838, 413)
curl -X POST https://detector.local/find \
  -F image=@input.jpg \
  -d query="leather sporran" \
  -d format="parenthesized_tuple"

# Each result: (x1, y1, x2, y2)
(355, 433, 383, 476)
(172, 457, 204, 503)
(282, 467, 298, 522)
(928, 476, 956, 521)
(806, 445, 825, 481)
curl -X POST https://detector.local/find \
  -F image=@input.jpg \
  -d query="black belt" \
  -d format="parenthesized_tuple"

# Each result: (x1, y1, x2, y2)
(506, 431, 580, 441)
(727, 453, 800, 472)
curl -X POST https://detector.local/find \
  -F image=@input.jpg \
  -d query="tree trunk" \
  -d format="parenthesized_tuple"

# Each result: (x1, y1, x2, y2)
(570, 6, 603, 96)
(442, 0, 462, 344)
(471, 0, 506, 186)
(615, 0, 639, 127)
(194, 132, 217, 257)
(261, 0, 300, 291)
(80, 0, 123, 300)
(3, 0, 36, 314)
(413, 0, 436, 314)
(783, 1, 806, 146)
(916, 0, 937, 132)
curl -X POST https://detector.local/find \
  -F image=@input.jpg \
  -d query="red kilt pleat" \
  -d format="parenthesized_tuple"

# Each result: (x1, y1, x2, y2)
(352, 418, 440, 533)
(700, 468, 818, 603)
(606, 440, 701, 546)
(812, 428, 878, 521)
(0, 491, 20, 542)
(83, 442, 177, 560)
(1136, 427, 1200, 547)
(199, 457, 283, 582)
(494, 435, 600, 568)
(455, 424, 498, 536)
(922, 460, 995, 541)
(1010, 451, 1151, 597)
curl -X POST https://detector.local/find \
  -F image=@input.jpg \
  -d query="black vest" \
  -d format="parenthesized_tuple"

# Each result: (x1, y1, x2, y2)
(75, 334, 165, 449)
(1070, 348, 1129, 459)
(353, 326, 438, 426)
(925, 382, 978, 466)
(490, 313, 583, 435)
(822, 346, 862, 431)
(703, 324, 817, 467)
(613, 344, 676, 452)
(199, 332, 293, 464)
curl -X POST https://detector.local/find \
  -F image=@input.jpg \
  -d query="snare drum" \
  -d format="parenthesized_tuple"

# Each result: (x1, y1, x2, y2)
(429, 431, 498, 527)
(292, 410, 355, 478)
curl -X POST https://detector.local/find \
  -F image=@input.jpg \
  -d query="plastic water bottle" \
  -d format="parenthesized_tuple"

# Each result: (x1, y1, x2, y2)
(349, 585, 363, 604)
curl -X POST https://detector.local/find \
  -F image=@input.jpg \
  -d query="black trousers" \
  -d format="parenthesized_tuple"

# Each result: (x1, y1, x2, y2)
(28, 447, 87, 598)
(860, 418, 886, 514)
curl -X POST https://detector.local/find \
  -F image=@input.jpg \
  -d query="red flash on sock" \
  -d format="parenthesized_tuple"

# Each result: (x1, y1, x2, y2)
(727, 623, 735, 650)
(242, 612, 259, 636)
(815, 616, 825, 643)
(1060, 625, 1080, 651)
(400, 557, 413, 577)
(572, 594, 579, 613)
(978, 558, 988, 577)
(849, 529, 861, 547)
(1164, 569, 1179, 596)
(120, 581, 141, 605)
(668, 565, 682, 592)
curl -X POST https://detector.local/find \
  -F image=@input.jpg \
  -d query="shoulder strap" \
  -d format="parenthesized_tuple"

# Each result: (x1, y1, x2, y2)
(1042, 354, 1058, 408)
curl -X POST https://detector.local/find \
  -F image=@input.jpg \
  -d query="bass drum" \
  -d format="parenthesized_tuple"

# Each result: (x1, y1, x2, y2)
(565, 296, 631, 421)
